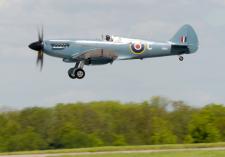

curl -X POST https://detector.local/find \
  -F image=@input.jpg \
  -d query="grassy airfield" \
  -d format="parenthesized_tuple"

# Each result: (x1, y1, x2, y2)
(0, 143, 225, 157)
(57, 150, 225, 157)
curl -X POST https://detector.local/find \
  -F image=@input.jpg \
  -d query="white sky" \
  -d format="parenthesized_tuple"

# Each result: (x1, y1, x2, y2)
(0, 0, 224, 108)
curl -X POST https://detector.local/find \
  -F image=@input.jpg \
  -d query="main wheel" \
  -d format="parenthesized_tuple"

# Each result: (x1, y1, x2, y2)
(75, 69, 85, 79)
(179, 56, 184, 61)
(68, 68, 76, 79)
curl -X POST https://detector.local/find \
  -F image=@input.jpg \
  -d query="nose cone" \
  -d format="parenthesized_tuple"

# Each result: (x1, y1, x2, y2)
(29, 41, 43, 51)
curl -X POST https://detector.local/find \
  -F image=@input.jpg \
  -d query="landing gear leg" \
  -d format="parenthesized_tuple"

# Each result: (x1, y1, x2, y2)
(179, 56, 184, 61)
(68, 61, 86, 79)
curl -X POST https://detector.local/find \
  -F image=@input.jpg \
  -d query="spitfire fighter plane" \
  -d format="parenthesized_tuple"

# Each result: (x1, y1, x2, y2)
(29, 25, 199, 79)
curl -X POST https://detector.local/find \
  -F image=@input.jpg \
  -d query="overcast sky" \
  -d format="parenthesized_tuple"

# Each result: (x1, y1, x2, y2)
(0, 0, 224, 108)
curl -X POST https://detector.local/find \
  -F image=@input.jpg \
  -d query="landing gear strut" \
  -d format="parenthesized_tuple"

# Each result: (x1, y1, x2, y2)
(68, 61, 86, 79)
(179, 56, 184, 61)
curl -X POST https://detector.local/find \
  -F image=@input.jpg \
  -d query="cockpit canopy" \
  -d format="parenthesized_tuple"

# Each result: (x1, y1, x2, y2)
(103, 34, 133, 44)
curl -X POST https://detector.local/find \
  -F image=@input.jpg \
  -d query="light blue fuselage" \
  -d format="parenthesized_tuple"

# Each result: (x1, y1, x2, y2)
(40, 25, 198, 66)
(43, 39, 174, 63)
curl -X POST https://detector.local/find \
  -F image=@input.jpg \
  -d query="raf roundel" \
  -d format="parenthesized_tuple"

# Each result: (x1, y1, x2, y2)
(130, 42, 146, 54)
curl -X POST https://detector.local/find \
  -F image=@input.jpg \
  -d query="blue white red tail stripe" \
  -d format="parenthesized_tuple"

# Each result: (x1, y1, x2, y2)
(180, 36, 187, 43)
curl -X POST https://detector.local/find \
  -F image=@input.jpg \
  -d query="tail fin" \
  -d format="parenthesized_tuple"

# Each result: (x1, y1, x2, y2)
(169, 25, 199, 53)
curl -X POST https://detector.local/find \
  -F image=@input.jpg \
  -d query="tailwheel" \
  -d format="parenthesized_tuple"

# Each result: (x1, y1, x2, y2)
(179, 56, 184, 61)
(75, 68, 85, 79)
(68, 68, 76, 79)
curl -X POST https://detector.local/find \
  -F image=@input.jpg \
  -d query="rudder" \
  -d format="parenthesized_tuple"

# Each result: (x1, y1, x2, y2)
(170, 25, 199, 53)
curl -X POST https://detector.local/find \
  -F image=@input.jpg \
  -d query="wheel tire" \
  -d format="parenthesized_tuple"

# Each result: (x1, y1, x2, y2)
(75, 69, 85, 79)
(68, 68, 76, 79)
(179, 56, 184, 61)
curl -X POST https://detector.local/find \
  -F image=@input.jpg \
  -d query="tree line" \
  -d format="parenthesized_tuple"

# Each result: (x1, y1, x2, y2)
(0, 96, 225, 152)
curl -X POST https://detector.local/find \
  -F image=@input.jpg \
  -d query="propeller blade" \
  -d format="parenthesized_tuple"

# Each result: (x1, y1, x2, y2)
(40, 52, 44, 71)
(41, 26, 44, 42)
(38, 28, 41, 42)
(30, 26, 45, 71)
(36, 51, 44, 71)
(37, 26, 44, 42)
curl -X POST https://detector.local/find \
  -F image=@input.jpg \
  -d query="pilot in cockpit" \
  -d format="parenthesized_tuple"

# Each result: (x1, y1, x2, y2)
(104, 35, 131, 44)
(105, 35, 113, 42)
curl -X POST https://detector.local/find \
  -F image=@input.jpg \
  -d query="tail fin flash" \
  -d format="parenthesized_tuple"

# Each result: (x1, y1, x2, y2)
(170, 25, 199, 53)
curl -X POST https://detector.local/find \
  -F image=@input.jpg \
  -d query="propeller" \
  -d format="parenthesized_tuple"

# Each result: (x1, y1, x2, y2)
(29, 27, 44, 71)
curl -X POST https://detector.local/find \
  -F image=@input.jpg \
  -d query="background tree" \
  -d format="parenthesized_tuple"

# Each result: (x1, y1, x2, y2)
(0, 97, 224, 152)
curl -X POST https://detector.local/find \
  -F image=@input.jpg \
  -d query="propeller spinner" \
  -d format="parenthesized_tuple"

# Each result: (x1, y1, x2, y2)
(29, 27, 44, 70)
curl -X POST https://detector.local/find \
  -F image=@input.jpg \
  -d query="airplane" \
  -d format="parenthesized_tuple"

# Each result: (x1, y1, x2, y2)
(28, 24, 199, 79)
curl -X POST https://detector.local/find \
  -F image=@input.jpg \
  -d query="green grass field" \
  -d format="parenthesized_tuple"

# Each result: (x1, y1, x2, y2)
(57, 150, 225, 157)
(1, 143, 225, 156)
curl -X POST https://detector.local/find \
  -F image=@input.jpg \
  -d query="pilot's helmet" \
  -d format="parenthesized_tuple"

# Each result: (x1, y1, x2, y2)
(106, 35, 111, 41)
